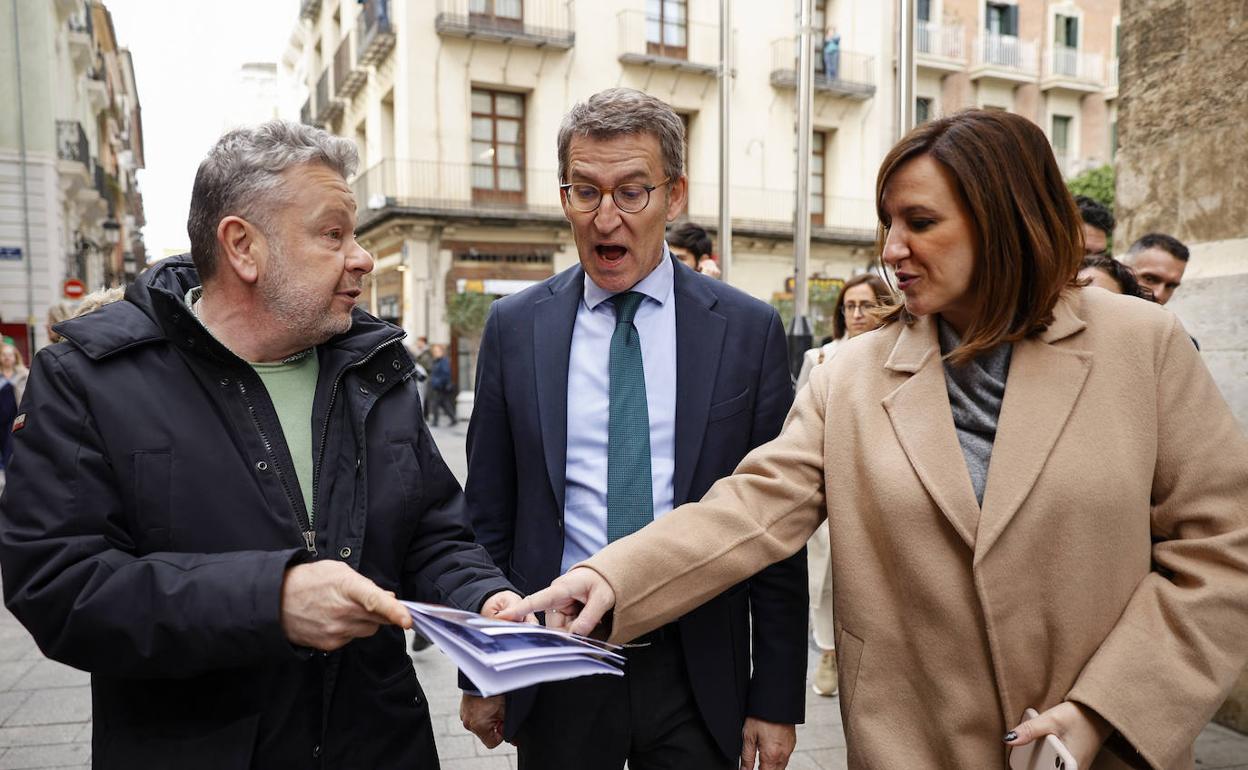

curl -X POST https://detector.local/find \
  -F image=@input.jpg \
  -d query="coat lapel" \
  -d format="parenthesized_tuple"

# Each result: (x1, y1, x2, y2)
(533, 267, 584, 515)
(881, 315, 983, 550)
(973, 293, 1090, 563)
(672, 264, 726, 505)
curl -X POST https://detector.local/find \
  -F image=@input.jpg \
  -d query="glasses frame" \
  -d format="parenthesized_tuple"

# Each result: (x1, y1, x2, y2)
(559, 178, 671, 214)
(842, 301, 879, 316)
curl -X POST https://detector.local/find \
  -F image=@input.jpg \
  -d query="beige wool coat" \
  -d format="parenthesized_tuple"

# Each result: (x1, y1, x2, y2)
(583, 288, 1248, 769)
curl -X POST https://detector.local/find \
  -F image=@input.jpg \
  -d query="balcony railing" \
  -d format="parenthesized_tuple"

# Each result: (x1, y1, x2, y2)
(314, 67, 342, 124)
(1045, 46, 1103, 83)
(334, 32, 367, 99)
(617, 10, 723, 76)
(56, 120, 90, 166)
(352, 159, 565, 226)
(769, 38, 875, 100)
(357, 0, 396, 67)
(435, 0, 574, 49)
(916, 21, 965, 62)
(972, 33, 1038, 78)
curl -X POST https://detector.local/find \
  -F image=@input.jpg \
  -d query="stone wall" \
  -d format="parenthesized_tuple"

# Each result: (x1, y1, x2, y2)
(1117, 0, 1248, 735)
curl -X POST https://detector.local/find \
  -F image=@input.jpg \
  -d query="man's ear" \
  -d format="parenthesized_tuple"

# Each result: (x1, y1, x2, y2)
(217, 216, 264, 285)
(665, 176, 688, 223)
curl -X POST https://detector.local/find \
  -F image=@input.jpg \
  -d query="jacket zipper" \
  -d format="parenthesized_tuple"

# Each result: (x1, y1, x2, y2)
(309, 334, 405, 540)
(237, 378, 317, 555)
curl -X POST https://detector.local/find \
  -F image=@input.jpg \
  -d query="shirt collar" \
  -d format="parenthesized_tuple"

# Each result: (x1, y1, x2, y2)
(583, 243, 674, 311)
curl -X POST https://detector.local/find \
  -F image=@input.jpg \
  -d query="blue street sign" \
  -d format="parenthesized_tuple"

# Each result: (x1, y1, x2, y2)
(0, 247, 21, 261)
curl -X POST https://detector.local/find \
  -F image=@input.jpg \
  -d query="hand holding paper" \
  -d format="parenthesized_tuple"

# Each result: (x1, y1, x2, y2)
(403, 600, 624, 697)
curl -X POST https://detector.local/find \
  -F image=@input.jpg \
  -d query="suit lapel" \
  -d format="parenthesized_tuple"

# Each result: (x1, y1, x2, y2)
(672, 264, 726, 505)
(533, 267, 584, 515)
(881, 316, 982, 550)
(973, 294, 1090, 563)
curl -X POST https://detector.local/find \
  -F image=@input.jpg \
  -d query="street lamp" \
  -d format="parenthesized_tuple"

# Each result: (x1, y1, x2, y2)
(101, 217, 121, 247)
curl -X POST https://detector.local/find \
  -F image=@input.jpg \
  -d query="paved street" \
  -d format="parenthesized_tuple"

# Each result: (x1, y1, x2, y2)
(0, 422, 1242, 767)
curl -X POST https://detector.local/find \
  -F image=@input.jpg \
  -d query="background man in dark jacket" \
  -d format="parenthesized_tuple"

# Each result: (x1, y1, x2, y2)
(0, 120, 520, 769)
(459, 88, 807, 770)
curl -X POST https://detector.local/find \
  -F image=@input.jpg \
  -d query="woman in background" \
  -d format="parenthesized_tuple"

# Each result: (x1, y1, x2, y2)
(0, 344, 29, 405)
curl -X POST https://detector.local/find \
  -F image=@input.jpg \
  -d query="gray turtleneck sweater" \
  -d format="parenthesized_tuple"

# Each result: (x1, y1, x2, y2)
(938, 320, 1013, 506)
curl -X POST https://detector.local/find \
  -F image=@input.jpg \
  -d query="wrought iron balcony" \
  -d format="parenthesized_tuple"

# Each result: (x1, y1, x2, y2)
(435, 0, 574, 49)
(1041, 45, 1105, 93)
(314, 67, 342, 124)
(769, 38, 876, 100)
(56, 120, 90, 166)
(916, 21, 966, 72)
(334, 31, 367, 100)
(970, 33, 1038, 83)
(357, 0, 396, 67)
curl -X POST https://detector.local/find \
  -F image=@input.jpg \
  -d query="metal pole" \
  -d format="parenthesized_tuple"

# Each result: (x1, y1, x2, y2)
(896, 0, 916, 139)
(11, 0, 35, 352)
(787, 0, 814, 380)
(717, 0, 732, 282)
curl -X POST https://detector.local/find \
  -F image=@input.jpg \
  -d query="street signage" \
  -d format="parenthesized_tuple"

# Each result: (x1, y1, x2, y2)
(63, 279, 86, 299)
(0, 247, 21, 261)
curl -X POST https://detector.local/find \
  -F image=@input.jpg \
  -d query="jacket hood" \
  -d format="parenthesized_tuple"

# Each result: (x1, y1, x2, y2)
(54, 254, 406, 363)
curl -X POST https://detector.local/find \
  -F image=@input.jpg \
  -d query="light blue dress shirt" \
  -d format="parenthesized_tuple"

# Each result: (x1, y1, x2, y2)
(561, 249, 677, 575)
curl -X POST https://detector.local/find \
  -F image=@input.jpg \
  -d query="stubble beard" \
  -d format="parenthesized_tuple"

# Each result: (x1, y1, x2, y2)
(260, 239, 354, 349)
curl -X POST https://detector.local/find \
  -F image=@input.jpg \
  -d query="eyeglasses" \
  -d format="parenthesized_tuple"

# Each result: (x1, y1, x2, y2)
(559, 178, 671, 214)
(843, 301, 878, 316)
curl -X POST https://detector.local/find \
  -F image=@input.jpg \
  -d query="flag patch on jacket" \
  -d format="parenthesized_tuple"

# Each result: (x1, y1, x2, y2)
(12, 413, 25, 432)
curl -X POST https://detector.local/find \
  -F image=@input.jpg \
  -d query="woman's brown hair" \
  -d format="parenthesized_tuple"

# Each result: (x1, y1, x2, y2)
(874, 109, 1083, 364)
(832, 272, 893, 340)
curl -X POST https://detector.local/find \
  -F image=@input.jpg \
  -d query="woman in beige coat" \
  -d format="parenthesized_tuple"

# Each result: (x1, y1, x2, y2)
(506, 110, 1248, 770)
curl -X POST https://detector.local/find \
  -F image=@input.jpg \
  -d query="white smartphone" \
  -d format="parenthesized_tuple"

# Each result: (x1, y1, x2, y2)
(1008, 708, 1078, 770)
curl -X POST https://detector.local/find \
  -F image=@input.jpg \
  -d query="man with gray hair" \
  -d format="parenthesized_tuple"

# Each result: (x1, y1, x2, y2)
(459, 88, 807, 770)
(0, 120, 521, 767)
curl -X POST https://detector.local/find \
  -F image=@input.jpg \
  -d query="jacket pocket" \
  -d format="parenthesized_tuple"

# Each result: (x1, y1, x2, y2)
(838, 627, 865, 720)
(707, 387, 752, 423)
(132, 450, 172, 551)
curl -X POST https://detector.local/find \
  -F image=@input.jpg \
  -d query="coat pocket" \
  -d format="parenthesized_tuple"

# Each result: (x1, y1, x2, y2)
(132, 450, 172, 551)
(707, 387, 752, 423)
(837, 627, 866, 720)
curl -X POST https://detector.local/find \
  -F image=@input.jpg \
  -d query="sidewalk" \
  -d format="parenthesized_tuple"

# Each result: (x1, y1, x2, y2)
(0, 423, 1240, 768)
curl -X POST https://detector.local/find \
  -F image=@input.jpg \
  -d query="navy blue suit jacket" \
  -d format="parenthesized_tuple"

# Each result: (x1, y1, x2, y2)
(465, 257, 807, 757)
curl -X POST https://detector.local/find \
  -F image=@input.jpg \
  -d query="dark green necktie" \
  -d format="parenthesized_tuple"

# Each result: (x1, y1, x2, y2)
(606, 291, 654, 542)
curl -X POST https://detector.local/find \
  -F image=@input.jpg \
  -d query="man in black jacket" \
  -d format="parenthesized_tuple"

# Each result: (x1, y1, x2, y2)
(0, 120, 519, 769)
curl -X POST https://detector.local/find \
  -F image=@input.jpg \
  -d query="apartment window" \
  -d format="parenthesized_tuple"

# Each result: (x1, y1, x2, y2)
(986, 2, 1018, 36)
(918, 0, 931, 23)
(1054, 14, 1079, 47)
(647, 0, 688, 60)
(916, 97, 932, 124)
(678, 113, 692, 178)
(470, 0, 523, 32)
(1051, 114, 1072, 174)
(471, 88, 525, 204)
(811, 131, 827, 227)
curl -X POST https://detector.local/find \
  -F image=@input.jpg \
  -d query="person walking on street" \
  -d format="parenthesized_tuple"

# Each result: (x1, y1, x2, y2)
(505, 109, 1248, 770)
(0, 120, 523, 769)
(460, 87, 807, 770)
(427, 343, 458, 426)
(0, 343, 29, 406)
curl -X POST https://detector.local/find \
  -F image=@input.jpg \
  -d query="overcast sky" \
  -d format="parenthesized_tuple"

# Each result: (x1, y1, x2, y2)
(103, 0, 300, 259)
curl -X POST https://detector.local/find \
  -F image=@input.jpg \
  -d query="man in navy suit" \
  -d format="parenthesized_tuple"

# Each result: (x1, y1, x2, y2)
(458, 88, 806, 770)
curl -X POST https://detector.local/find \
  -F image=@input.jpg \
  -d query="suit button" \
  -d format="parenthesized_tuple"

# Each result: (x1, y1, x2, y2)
(339, 547, 351, 560)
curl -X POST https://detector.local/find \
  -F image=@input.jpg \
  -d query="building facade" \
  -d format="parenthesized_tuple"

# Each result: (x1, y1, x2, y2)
(0, 0, 144, 354)
(284, 0, 1118, 388)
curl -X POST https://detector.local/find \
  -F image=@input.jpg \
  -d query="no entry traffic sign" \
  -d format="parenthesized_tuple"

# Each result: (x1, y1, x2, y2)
(62, 279, 86, 299)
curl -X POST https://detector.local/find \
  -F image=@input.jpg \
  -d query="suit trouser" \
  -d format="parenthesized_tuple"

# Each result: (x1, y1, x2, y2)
(516, 628, 733, 770)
